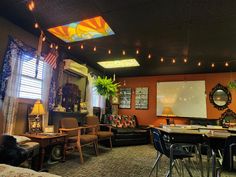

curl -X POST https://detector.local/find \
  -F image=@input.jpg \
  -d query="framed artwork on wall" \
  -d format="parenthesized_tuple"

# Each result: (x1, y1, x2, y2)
(119, 88, 132, 109)
(135, 87, 148, 109)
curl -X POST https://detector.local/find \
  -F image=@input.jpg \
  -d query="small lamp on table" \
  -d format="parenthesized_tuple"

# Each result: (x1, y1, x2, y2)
(30, 100, 46, 134)
(162, 107, 174, 125)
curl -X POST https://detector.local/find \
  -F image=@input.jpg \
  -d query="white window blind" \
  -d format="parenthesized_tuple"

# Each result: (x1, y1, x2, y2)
(18, 55, 45, 99)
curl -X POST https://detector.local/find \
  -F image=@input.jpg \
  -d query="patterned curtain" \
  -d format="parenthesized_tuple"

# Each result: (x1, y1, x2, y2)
(0, 36, 36, 134)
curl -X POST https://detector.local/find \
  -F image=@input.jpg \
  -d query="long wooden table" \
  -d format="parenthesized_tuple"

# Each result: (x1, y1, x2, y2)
(155, 126, 236, 177)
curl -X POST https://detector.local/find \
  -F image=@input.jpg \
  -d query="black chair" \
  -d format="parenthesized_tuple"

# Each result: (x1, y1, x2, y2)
(149, 128, 194, 177)
(219, 136, 236, 173)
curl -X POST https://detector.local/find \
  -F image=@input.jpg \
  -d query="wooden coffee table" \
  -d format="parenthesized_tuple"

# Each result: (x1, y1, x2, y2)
(23, 133, 67, 170)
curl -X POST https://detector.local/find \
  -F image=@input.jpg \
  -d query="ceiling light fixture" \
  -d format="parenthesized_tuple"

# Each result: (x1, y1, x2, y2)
(42, 36, 46, 42)
(28, 1, 35, 11)
(108, 49, 111, 54)
(68, 46, 71, 50)
(184, 58, 187, 63)
(136, 49, 139, 54)
(211, 63, 215, 68)
(50, 44, 53, 48)
(55, 45, 58, 50)
(198, 62, 201, 66)
(148, 54, 151, 59)
(122, 50, 126, 55)
(160, 57, 164, 62)
(93, 46, 97, 52)
(97, 58, 140, 69)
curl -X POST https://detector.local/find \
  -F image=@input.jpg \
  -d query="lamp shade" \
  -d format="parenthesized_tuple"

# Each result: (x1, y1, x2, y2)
(162, 107, 174, 116)
(30, 100, 46, 115)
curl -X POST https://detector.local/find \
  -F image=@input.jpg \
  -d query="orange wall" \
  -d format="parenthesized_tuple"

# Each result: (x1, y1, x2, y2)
(117, 72, 236, 126)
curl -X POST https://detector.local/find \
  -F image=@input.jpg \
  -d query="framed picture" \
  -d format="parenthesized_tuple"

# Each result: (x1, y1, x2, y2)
(135, 87, 148, 109)
(119, 88, 132, 109)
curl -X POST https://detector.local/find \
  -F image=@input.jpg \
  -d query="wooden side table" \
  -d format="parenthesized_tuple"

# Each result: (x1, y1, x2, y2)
(23, 133, 67, 170)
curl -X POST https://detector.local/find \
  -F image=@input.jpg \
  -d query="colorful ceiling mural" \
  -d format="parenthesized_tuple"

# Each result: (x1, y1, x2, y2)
(48, 16, 114, 43)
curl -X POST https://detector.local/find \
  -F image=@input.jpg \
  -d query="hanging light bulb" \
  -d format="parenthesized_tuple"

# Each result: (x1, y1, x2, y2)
(123, 80, 126, 86)
(108, 49, 111, 54)
(225, 61, 229, 67)
(148, 54, 151, 59)
(42, 36, 46, 42)
(34, 22, 39, 28)
(28, 0, 35, 11)
(122, 50, 126, 55)
(68, 46, 71, 50)
(80, 44, 84, 49)
(93, 46, 97, 52)
(172, 58, 176, 64)
(136, 49, 139, 54)
(50, 43, 53, 48)
(198, 61, 202, 66)
(211, 63, 215, 68)
(160, 57, 164, 62)
(184, 58, 187, 63)
(55, 45, 58, 50)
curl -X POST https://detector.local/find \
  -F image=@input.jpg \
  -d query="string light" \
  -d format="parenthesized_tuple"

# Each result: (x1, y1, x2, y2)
(225, 61, 229, 67)
(198, 61, 201, 66)
(211, 63, 215, 68)
(122, 50, 126, 55)
(42, 36, 46, 42)
(68, 46, 71, 50)
(34, 22, 39, 28)
(172, 58, 176, 64)
(184, 58, 187, 63)
(108, 49, 111, 54)
(93, 46, 97, 52)
(160, 57, 164, 62)
(50, 44, 53, 48)
(136, 49, 139, 54)
(55, 45, 58, 50)
(80, 44, 84, 49)
(28, 0, 35, 11)
(148, 54, 151, 59)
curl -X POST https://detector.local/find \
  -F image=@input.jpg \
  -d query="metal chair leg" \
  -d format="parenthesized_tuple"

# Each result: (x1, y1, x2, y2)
(165, 161, 175, 177)
(149, 153, 162, 177)
(183, 160, 194, 177)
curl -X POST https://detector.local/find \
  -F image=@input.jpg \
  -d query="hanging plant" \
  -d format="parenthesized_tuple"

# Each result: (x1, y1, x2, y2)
(227, 80, 236, 90)
(93, 76, 120, 98)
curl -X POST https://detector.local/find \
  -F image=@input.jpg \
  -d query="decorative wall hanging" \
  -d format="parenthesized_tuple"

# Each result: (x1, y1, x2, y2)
(209, 83, 232, 110)
(135, 87, 149, 109)
(48, 16, 114, 43)
(220, 109, 236, 127)
(119, 88, 131, 109)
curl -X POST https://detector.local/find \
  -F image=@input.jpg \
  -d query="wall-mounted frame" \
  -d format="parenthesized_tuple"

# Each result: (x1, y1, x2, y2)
(135, 87, 149, 109)
(119, 88, 131, 109)
(209, 83, 232, 110)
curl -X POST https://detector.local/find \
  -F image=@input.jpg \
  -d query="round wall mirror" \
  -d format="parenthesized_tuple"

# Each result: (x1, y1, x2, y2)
(209, 83, 231, 110)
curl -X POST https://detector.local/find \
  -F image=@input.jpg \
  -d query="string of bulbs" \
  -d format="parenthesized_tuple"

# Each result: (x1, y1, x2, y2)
(27, 0, 234, 69)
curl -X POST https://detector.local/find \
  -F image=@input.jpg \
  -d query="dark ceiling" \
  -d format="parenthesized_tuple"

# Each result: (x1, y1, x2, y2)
(1, 0, 236, 77)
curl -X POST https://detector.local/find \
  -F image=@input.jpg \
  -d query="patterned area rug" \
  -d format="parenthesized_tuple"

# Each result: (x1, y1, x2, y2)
(48, 145, 236, 177)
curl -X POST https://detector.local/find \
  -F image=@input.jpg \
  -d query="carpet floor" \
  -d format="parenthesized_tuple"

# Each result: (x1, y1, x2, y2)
(48, 145, 236, 177)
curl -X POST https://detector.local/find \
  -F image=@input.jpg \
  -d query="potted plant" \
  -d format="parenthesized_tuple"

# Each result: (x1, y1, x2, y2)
(93, 76, 120, 114)
(228, 80, 236, 90)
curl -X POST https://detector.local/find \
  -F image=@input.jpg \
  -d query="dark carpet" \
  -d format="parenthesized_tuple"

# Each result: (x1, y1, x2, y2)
(48, 145, 236, 177)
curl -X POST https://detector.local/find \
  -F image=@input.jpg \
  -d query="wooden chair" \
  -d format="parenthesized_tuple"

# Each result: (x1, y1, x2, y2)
(59, 118, 98, 164)
(86, 115, 113, 149)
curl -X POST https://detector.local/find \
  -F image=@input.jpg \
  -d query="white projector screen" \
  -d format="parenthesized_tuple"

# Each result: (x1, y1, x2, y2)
(156, 80, 207, 118)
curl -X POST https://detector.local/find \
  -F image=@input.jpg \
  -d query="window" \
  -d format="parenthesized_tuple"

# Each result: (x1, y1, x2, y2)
(92, 87, 100, 107)
(18, 55, 45, 99)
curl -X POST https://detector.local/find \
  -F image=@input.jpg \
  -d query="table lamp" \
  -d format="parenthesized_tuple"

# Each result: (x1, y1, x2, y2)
(162, 106, 174, 125)
(30, 100, 46, 133)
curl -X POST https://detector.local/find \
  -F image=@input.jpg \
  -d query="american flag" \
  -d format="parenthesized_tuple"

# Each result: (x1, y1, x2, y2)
(44, 49, 58, 69)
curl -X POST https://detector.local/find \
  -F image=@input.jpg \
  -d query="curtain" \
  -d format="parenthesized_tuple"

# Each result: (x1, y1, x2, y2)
(0, 36, 35, 134)
(86, 73, 106, 117)
(42, 62, 53, 129)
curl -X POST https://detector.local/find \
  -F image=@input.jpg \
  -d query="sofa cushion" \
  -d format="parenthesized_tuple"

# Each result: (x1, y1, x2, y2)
(110, 115, 137, 128)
